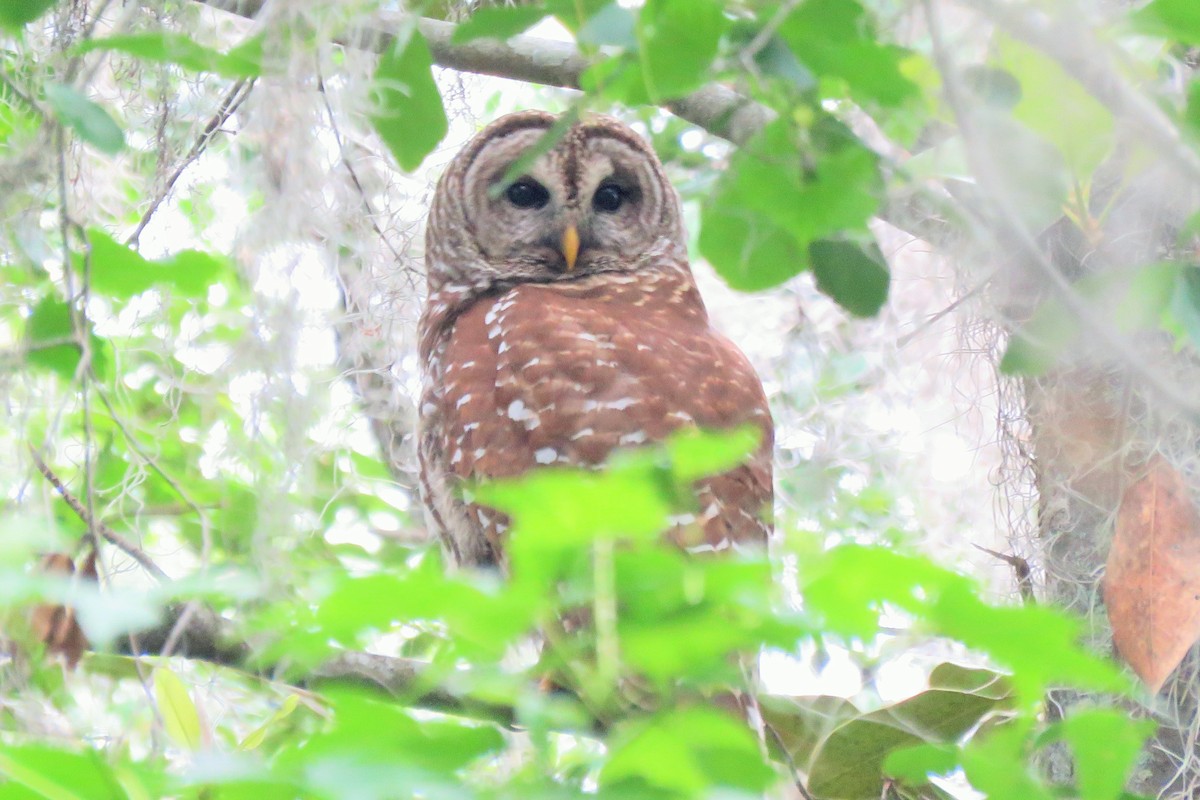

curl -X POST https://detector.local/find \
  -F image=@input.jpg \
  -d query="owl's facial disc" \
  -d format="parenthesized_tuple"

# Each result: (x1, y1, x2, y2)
(457, 116, 682, 281)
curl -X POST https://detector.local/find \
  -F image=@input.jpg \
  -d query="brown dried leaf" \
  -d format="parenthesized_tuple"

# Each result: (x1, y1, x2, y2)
(29, 551, 91, 669)
(1104, 456, 1200, 692)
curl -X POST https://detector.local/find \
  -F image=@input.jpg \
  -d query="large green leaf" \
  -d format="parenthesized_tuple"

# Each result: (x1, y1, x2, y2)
(74, 32, 263, 78)
(800, 666, 1012, 799)
(451, 6, 548, 44)
(82, 228, 226, 301)
(0, 744, 126, 800)
(1053, 709, 1155, 800)
(369, 30, 448, 172)
(961, 723, 1055, 800)
(24, 297, 112, 381)
(636, 0, 728, 101)
(700, 117, 881, 297)
(600, 706, 774, 795)
(0, 0, 58, 28)
(153, 667, 203, 751)
(809, 239, 889, 317)
(777, 0, 919, 108)
(1130, 0, 1200, 44)
(994, 35, 1113, 177)
(44, 83, 124, 154)
(699, 207, 806, 292)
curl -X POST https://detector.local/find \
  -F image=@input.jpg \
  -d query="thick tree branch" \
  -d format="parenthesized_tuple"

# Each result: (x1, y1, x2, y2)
(120, 602, 515, 726)
(198, 0, 776, 148)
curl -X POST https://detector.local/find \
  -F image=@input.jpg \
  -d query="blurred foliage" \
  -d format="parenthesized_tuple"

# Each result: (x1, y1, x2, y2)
(1, 0, 1198, 798)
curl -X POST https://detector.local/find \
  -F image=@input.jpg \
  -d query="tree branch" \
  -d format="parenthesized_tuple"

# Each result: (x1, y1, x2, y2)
(28, 445, 172, 583)
(197, 0, 776, 148)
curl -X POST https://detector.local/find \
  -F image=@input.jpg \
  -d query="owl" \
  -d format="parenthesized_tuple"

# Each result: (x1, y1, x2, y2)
(417, 110, 773, 568)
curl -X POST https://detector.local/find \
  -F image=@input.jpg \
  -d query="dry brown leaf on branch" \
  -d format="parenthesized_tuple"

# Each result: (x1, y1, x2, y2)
(29, 550, 96, 669)
(1104, 456, 1200, 692)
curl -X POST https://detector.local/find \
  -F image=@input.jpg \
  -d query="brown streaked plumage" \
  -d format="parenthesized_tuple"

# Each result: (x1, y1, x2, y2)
(418, 110, 773, 568)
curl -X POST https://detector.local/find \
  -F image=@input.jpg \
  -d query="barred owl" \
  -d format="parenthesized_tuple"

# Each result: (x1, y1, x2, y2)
(418, 110, 773, 567)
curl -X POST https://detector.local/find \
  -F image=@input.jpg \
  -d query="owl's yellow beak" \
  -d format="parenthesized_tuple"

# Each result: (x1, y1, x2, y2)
(561, 225, 580, 272)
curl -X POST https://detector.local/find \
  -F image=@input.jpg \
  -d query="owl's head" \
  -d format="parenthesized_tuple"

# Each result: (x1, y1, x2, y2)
(425, 110, 685, 291)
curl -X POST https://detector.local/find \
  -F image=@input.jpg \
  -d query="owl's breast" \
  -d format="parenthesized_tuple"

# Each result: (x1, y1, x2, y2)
(434, 273, 772, 479)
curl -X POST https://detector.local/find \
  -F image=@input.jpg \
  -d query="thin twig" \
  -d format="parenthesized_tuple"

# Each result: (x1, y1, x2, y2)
(739, 0, 801, 70)
(28, 445, 171, 583)
(128, 77, 255, 246)
(91, 383, 213, 566)
(765, 721, 814, 800)
(897, 267, 997, 349)
(972, 544, 1035, 603)
(315, 71, 404, 265)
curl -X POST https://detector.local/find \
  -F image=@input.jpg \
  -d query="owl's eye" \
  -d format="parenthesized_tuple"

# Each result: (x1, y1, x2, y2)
(593, 184, 625, 213)
(505, 179, 550, 209)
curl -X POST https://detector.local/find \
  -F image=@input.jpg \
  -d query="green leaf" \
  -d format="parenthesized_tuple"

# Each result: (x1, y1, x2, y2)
(1002, 263, 1180, 376)
(699, 206, 806, 291)
(74, 32, 263, 78)
(1055, 709, 1155, 800)
(809, 239, 889, 317)
(930, 582, 1128, 698)
(0, 0, 58, 28)
(601, 706, 774, 795)
(44, 83, 124, 154)
(667, 426, 761, 483)
(883, 742, 959, 785)
(636, 0, 729, 100)
(778, 0, 920, 108)
(961, 723, 1055, 800)
(962, 65, 1022, 109)
(971, 109, 1070, 231)
(546, 0, 614, 33)
(156, 249, 227, 297)
(1170, 265, 1200, 350)
(0, 745, 119, 800)
(994, 35, 1113, 177)
(451, 6, 548, 44)
(24, 297, 111, 381)
(280, 689, 504, 775)
(153, 667, 203, 751)
(808, 716, 923, 799)
(999, 295, 1077, 377)
(477, 461, 673, 549)
(83, 228, 154, 297)
(760, 695, 861, 766)
(82, 228, 227, 301)
(577, 3, 637, 48)
(369, 31, 448, 172)
(1186, 81, 1200, 140)
(700, 118, 881, 293)
(1130, 0, 1200, 45)
(240, 694, 301, 751)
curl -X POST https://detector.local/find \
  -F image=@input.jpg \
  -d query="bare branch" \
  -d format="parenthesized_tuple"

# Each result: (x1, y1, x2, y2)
(27, 445, 172, 583)
(129, 77, 256, 246)
(195, 0, 775, 147)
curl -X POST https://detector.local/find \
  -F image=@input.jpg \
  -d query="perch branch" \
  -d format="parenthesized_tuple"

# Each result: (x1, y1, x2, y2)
(118, 603, 515, 726)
